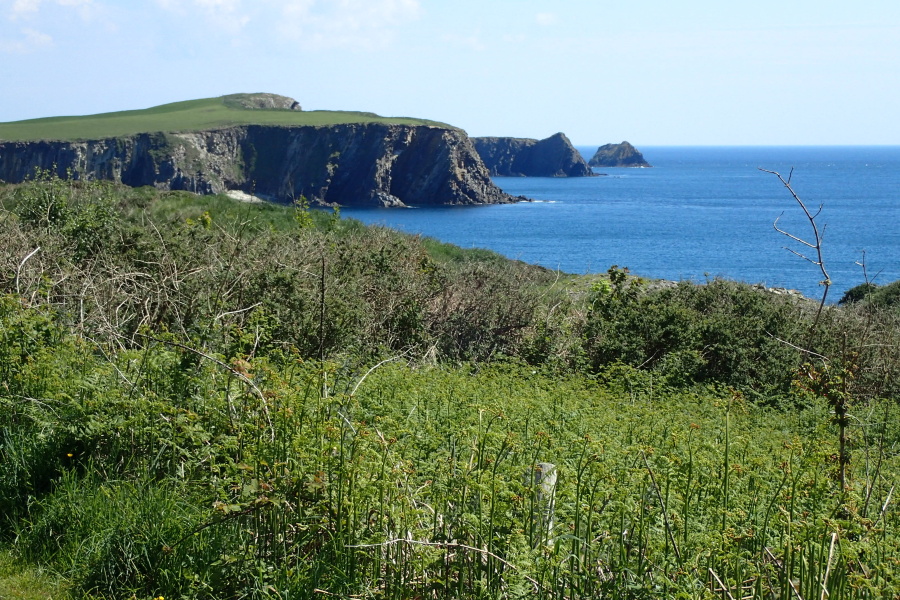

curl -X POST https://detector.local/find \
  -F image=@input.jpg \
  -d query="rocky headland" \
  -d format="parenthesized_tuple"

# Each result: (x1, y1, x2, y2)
(588, 141, 651, 168)
(0, 95, 516, 207)
(472, 132, 593, 177)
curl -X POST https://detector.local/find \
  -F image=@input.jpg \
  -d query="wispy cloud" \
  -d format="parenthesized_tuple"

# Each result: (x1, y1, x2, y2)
(154, 0, 250, 33)
(441, 32, 485, 52)
(0, 25, 52, 52)
(7, 0, 97, 21)
(535, 12, 557, 27)
(152, 0, 420, 44)
(276, 0, 422, 49)
(2, 0, 106, 53)
(10, 0, 44, 18)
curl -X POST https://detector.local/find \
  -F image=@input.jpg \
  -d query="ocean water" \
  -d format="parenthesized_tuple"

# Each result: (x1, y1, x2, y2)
(339, 146, 900, 299)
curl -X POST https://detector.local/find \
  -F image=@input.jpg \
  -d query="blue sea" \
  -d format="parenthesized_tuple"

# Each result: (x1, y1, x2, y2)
(340, 146, 900, 300)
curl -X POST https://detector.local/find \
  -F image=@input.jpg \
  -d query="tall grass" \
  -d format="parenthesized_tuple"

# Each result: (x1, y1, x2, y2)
(3, 318, 898, 598)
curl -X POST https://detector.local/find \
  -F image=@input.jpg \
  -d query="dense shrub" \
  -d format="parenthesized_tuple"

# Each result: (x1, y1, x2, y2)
(1, 177, 556, 366)
(861, 280, 900, 308)
(582, 270, 809, 398)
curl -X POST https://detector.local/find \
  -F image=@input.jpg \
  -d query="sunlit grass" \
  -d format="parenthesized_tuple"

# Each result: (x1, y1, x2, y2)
(0, 550, 70, 600)
(0, 95, 453, 142)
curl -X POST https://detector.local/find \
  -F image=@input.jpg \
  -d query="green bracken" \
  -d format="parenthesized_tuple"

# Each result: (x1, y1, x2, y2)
(2, 176, 900, 599)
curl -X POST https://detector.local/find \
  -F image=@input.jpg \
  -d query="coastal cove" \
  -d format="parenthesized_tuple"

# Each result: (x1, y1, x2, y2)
(340, 146, 900, 299)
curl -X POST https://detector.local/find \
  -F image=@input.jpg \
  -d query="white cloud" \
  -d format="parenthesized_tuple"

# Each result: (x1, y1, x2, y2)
(0, 25, 52, 52)
(7, 0, 97, 20)
(276, 0, 422, 49)
(57, 0, 96, 21)
(151, 0, 420, 45)
(442, 32, 485, 52)
(10, 0, 43, 17)
(535, 12, 557, 26)
(154, 0, 250, 33)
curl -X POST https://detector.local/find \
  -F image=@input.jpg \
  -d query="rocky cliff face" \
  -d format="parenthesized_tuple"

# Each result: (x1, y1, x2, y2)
(588, 141, 651, 168)
(472, 132, 593, 177)
(223, 93, 302, 111)
(0, 124, 516, 207)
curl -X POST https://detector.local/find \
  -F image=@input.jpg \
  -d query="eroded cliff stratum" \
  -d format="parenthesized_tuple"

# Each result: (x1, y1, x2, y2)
(0, 94, 516, 207)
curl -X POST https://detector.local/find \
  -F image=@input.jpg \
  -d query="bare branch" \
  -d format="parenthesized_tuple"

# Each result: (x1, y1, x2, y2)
(350, 353, 409, 398)
(759, 167, 831, 331)
(708, 568, 737, 600)
(346, 538, 545, 593)
(773, 218, 817, 249)
(214, 302, 263, 321)
(16, 246, 40, 296)
(765, 332, 829, 362)
(782, 246, 820, 266)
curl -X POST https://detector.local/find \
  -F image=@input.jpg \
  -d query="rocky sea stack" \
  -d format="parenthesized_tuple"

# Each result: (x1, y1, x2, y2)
(473, 132, 593, 177)
(0, 94, 517, 207)
(588, 141, 651, 168)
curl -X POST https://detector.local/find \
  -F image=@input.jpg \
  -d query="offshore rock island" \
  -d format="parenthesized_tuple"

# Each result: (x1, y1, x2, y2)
(0, 94, 516, 207)
(472, 132, 594, 177)
(588, 141, 651, 167)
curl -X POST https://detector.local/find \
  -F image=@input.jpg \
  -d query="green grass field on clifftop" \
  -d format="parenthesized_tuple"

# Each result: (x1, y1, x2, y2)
(0, 93, 452, 142)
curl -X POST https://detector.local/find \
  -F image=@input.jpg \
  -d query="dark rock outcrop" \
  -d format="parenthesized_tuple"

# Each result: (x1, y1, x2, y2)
(223, 93, 302, 111)
(588, 141, 651, 168)
(472, 132, 593, 177)
(0, 124, 516, 207)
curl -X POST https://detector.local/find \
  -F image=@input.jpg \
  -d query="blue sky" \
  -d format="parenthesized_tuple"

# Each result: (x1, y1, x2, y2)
(2, 0, 899, 145)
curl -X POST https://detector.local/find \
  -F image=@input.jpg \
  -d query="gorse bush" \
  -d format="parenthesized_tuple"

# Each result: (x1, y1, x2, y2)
(841, 280, 900, 310)
(10, 169, 121, 261)
(581, 267, 900, 402)
(583, 268, 807, 397)
(1, 174, 557, 366)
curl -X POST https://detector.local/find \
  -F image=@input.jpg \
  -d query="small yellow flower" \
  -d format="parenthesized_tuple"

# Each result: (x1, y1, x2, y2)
(67, 453, 73, 457)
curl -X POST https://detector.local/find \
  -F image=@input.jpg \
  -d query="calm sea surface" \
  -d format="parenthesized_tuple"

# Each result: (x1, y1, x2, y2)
(340, 146, 900, 299)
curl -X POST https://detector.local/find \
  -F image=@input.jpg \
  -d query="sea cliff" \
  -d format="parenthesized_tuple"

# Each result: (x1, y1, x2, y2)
(0, 123, 515, 207)
(472, 132, 593, 177)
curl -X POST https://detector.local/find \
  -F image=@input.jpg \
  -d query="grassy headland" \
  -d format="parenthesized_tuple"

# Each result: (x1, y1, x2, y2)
(2, 175, 900, 599)
(0, 94, 453, 142)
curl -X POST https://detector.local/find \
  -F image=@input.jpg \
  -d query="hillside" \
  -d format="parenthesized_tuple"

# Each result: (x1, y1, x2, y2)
(0, 94, 453, 142)
(2, 177, 900, 599)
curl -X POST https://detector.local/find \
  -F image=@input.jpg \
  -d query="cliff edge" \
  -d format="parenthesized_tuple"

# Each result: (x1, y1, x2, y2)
(0, 94, 516, 207)
(472, 132, 593, 177)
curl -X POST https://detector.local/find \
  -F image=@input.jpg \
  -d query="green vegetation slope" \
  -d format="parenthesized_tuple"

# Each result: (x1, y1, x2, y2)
(2, 176, 900, 599)
(0, 94, 452, 142)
